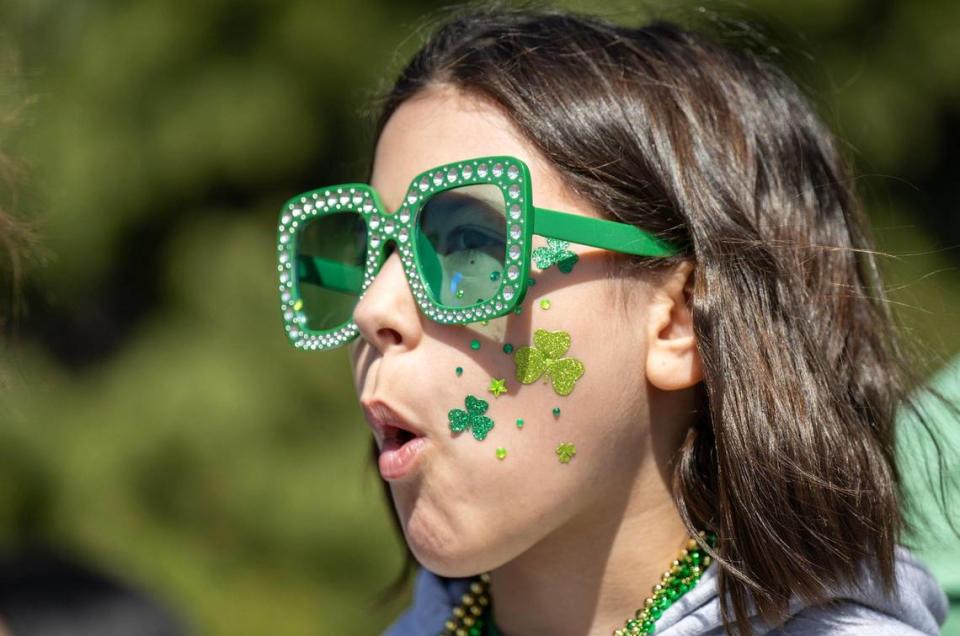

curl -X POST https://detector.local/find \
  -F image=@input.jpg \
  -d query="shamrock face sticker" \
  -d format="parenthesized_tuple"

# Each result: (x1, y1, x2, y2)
(448, 395, 495, 441)
(514, 329, 586, 396)
(533, 239, 579, 273)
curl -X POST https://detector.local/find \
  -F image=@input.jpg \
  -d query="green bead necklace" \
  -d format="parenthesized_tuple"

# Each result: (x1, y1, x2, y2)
(439, 531, 717, 636)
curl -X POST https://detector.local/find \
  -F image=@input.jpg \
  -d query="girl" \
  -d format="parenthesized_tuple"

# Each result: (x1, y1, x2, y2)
(275, 5, 954, 635)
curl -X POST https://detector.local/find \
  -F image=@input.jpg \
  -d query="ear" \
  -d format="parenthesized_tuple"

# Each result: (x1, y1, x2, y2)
(645, 260, 703, 391)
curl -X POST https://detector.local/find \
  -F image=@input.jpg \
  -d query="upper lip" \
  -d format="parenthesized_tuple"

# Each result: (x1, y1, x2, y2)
(360, 399, 426, 446)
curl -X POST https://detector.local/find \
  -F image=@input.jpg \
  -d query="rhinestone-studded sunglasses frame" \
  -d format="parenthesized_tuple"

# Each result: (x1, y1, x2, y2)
(276, 155, 535, 352)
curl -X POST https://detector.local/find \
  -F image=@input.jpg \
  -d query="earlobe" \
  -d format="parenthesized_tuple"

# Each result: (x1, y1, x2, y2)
(645, 260, 703, 391)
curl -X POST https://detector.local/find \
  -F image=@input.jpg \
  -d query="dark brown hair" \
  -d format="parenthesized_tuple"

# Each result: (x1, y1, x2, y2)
(363, 4, 959, 633)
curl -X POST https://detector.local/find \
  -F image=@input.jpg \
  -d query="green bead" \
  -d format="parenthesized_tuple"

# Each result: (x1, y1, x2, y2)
(513, 305, 522, 314)
(626, 619, 640, 629)
(552, 407, 561, 417)
(503, 343, 514, 353)
(489, 271, 500, 281)
(455, 367, 463, 376)
(468, 628, 481, 636)
(516, 419, 524, 428)
(470, 339, 481, 350)
(529, 277, 536, 286)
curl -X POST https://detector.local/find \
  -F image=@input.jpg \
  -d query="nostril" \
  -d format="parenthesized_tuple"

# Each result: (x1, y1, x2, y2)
(378, 327, 402, 346)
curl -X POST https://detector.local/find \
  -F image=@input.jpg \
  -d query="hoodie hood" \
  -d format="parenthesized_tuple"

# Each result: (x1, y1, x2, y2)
(383, 544, 948, 635)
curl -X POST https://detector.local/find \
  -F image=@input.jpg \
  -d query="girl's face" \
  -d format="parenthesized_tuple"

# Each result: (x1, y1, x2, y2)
(349, 85, 690, 577)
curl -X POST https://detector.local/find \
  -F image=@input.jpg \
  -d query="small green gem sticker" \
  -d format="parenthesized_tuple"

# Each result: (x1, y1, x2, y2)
(489, 271, 500, 281)
(556, 442, 576, 463)
(480, 320, 489, 326)
(516, 418, 524, 429)
(552, 407, 561, 418)
(293, 299, 304, 311)
(514, 306, 522, 315)
(488, 377, 507, 398)
(470, 339, 481, 350)
(503, 343, 514, 354)
(496, 447, 507, 460)
(455, 367, 463, 376)
(539, 299, 551, 310)
(456, 289, 465, 299)
(529, 277, 536, 286)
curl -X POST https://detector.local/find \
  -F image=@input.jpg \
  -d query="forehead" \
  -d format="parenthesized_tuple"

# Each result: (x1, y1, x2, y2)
(371, 85, 554, 211)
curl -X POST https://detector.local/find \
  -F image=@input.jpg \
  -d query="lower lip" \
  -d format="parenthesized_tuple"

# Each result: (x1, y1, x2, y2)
(378, 436, 429, 481)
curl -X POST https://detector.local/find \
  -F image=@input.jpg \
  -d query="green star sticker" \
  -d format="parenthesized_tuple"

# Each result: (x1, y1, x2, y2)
(488, 377, 508, 398)
(556, 442, 577, 464)
(448, 395, 495, 441)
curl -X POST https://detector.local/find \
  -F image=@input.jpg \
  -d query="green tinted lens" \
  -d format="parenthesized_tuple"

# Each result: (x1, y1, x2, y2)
(295, 212, 367, 331)
(416, 184, 507, 308)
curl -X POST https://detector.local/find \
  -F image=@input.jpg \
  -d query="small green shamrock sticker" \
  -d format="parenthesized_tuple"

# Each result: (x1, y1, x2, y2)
(556, 442, 576, 463)
(533, 239, 579, 273)
(514, 329, 585, 396)
(448, 395, 495, 441)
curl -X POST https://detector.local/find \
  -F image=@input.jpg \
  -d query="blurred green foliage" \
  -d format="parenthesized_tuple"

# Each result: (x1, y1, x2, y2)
(0, 0, 958, 634)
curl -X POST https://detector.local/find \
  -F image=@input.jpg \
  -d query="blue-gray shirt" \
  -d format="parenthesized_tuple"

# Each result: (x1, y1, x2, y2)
(384, 544, 948, 634)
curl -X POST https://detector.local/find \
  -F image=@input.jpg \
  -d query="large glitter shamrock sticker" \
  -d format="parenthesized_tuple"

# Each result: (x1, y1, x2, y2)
(533, 239, 579, 274)
(448, 395, 495, 441)
(513, 329, 585, 396)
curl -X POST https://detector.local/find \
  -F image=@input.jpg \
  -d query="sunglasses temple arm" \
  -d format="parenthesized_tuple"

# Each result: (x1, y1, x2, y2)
(532, 207, 680, 257)
(296, 255, 364, 295)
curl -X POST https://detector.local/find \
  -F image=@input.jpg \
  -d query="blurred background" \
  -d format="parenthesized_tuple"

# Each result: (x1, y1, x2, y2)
(0, 0, 957, 634)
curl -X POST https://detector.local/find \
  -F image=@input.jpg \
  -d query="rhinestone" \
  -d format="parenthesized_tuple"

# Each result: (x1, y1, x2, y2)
(507, 265, 520, 280)
(352, 193, 363, 206)
(279, 233, 290, 244)
(492, 162, 503, 177)
(507, 164, 519, 180)
(509, 244, 521, 260)
(495, 301, 503, 311)
(326, 195, 337, 207)
(362, 200, 374, 212)
(508, 184, 520, 199)
(419, 176, 430, 191)
(477, 163, 488, 177)
(281, 291, 291, 303)
(279, 252, 289, 264)
(369, 214, 381, 229)
(399, 208, 411, 223)
(509, 224, 521, 239)
(384, 219, 395, 234)
(339, 192, 350, 205)
(398, 228, 409, 243)
(281, 214, 291, 225)
(279, 272, 289, 284)
(509, 204, 521, 220)
(290, 328, 300, 339)
(461, 165, 473, 179)
(370, 235, 381, 248)
(446, 168, 458, 182)
(406, 191, 418, 205)
(433, 171, 444, 186)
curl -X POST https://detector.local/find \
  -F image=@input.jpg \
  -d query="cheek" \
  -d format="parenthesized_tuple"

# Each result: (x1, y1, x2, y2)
(399, 281, 648, 572)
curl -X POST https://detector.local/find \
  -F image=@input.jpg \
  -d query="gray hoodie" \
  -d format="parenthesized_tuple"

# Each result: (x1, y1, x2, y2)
(384, 545, 948, 635)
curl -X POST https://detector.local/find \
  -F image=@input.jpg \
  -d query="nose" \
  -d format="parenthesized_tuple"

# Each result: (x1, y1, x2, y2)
(353, 242, 423, 353)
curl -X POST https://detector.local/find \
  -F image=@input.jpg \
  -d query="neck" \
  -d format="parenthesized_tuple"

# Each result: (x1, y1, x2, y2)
(487, 461, 690, 636)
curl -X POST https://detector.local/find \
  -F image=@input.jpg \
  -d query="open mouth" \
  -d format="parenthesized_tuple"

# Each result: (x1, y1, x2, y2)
(383, 425, 419, 448)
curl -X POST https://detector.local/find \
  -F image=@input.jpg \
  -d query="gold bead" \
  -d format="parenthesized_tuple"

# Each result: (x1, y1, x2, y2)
(663, 570, 674, 581)
(480, 573, 491, 583)
(671, 559, 680, 568)
(477, 596, 489, 606)
(470, 582, 483, 595)
(444, 619, 457, 632)
(463, 616, 475, 627)
(703, 556, 712, 567)
(453, 607, 465, 618)
(469, 605, 483, 616)
(652, 583, 663, 594)
(456, 629, 467, 636)
(645, 598, 655, 608)
(461, 593, 474, 606)
(678, 548, 688, 558)
(687, 538, 699, 550)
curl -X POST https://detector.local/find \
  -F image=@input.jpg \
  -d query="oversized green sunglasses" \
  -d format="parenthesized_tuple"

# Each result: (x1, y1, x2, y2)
(276, 155, 680, 351)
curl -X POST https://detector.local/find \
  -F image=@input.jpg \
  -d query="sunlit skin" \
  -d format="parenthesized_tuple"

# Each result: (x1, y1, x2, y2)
(349, 84, 704, 636)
